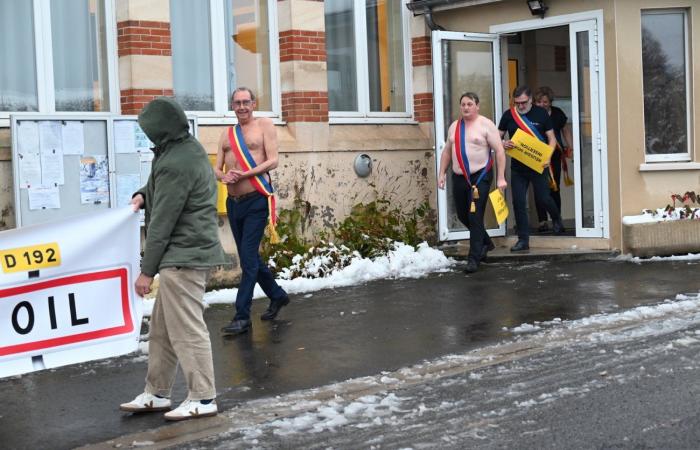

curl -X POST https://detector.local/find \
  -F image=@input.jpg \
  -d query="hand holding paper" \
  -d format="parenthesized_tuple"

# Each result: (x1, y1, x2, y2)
(506, 129, 554, 174)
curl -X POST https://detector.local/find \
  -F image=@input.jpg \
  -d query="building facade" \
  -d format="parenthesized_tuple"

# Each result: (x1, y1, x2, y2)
(0, 0, 698, 264)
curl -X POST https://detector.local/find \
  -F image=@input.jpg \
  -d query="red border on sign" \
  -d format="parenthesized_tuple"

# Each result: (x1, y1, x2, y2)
(0, 268, 133, 356)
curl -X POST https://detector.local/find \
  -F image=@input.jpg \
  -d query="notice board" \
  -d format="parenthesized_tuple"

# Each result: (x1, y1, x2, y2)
(11, 115, 198, 227)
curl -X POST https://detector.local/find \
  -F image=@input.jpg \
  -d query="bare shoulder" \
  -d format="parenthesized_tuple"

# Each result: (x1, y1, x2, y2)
(256, 117, 275, 130)
(479, 115, 498, 131)
(447, 120, 458, 138)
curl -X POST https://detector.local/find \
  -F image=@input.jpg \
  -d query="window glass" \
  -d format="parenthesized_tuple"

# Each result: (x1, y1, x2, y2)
(641, 11, 688, 156)
(51, 0, 110, 111)
(225, 0, 272, 111)
(325, 0, 358, 111)
(366, 0, 405, 112)
(0, 1, 38, 112)
(170, 0, 215, 110)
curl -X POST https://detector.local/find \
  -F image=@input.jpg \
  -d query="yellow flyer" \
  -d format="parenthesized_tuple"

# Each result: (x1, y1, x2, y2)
(489, 189, 509, 225)
(506, 129, 554, 174)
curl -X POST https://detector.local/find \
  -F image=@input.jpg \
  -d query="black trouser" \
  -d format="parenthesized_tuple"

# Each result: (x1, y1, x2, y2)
(536, 148, 562, 222)
(511, 164, 561, 242)
(452, 169, 493, 264)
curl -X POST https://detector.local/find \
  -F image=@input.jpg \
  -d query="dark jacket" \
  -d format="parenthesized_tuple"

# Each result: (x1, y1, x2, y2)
(135, 97, 227, 276)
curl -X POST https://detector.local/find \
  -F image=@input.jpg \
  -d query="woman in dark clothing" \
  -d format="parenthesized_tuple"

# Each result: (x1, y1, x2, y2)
(533, 86, 574, 232)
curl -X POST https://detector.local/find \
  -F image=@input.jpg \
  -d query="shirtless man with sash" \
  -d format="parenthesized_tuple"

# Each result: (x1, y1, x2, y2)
(215, 87, 289, 336)
(498, 85, 564, 252)
(438, 92, 507, 273)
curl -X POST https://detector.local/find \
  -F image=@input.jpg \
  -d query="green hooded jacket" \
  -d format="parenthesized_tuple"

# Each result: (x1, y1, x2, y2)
(135, 97, 228, 276)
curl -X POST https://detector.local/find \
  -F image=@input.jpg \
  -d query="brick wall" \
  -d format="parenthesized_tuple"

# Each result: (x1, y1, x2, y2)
(413, 93, 433, 123)
(281, 91, 329, 122)
(121, 88, 174, 115)
(117, 20, 171, 57)
(279, 30, 326, 62)
(412, 36, 431, 67)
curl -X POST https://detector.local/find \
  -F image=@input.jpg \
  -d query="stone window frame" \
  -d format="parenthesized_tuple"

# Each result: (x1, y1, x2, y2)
(186, 0, 282, 124)
(641, 8, 692, 163)
(326, 0, 414, 125)
(0, 0, 120, 128)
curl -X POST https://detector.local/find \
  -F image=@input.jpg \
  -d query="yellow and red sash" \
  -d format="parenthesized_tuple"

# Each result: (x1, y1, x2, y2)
(228, 125, 280, 243)
(511, 107, 557, 190)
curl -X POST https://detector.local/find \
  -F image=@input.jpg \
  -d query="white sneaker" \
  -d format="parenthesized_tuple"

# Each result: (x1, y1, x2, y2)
(120, 392, 172, 413)
(164, 399, 218, 421)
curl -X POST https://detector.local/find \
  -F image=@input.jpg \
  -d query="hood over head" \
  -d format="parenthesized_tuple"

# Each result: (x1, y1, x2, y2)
(138, 97, 189, 148)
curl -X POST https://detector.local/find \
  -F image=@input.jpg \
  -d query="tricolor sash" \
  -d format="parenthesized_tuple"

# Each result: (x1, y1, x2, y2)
(511, 107, 556, 189)
(228, 125, 280, 243)
(454, 119, 492, 213)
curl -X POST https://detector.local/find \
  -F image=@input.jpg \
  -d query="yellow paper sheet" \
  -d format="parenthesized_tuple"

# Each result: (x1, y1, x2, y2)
(489, 189, 509, 225)
(506, 128, 554, 174)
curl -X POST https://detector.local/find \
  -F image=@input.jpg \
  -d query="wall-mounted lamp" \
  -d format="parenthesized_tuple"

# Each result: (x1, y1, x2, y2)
(526, 0, 548, 19)
(353, 154, 372, 178)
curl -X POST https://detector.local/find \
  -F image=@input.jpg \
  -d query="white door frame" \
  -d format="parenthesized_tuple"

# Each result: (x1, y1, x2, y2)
(490, 10, 609, 238)
(432, 31, 504, 242)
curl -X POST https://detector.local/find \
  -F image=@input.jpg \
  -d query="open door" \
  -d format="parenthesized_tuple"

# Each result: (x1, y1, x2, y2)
(570, 20, 606, 237)
(432, 31, 503, 242)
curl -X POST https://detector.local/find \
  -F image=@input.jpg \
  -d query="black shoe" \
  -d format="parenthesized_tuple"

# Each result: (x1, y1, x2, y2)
(464, 260, 479, 273)
(221, 319, 251, 335)
(260, 296, 290, 321)
(480, 241, 496, 262)
(510, 240, 530, 252)
(553, 219, 565, 234)
(537, 221, 550, 232)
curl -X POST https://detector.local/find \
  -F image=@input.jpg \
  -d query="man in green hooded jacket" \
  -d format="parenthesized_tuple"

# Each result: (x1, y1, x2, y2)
(120, 97, 228, 421)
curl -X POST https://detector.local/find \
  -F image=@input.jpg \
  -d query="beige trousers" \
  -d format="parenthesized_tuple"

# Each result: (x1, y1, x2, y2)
(145, 267, 216, 400)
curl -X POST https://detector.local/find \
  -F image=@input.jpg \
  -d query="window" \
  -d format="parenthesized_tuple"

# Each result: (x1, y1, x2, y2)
(169, 0, 278, 119)
(0, 0, 117, 121)
(641, 10, 690, 162)
(325, 0, 411, 121)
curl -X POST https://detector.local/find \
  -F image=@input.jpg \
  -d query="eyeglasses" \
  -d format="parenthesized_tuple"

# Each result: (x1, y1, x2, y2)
(513, 99, 531, 106)
(232, 100, 253, 107)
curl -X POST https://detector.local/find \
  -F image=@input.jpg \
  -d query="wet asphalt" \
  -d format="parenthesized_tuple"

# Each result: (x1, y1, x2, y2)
(1, 255, 699, 449)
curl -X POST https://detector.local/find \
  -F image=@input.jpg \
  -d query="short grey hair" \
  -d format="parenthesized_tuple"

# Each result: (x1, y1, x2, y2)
(231, 87, 256, 103)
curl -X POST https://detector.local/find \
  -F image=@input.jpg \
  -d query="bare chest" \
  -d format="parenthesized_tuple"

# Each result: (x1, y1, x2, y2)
(224, 125, 266, 166)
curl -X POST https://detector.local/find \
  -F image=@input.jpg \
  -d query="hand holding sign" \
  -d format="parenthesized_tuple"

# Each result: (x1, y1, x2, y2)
(506, 129, 554, 173)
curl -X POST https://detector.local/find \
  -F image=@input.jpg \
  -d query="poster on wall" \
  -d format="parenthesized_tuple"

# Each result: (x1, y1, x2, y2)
(79, 156, 110, 204)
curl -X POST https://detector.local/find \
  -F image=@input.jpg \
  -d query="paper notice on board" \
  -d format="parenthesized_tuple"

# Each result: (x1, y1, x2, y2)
(140, 152, 153, 184)
(114, 121, 136, 153)
(61, 121, 85, 155)
(40, 148, 65, 186)
(80, 155, 110, 204)
(28, 185, 61, 210)
(17, 121, 40, 153)
(134, 123, 153, 152)
(18, 152, 42, 189)
(116, 174, 140, 207)
(39, 121, 62, 154)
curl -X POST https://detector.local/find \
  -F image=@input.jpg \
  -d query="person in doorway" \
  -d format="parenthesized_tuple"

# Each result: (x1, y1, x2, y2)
(533, 86, 574, 232)
(498, 85, 564, 252)
(438, 92, 507, 273)
(120, 97, 227, 421)
(215, 87, 289, 336)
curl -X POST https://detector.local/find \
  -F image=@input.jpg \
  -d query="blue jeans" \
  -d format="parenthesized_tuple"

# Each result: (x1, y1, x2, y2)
(226, 193, 287, 321)
(511, 166, 561, 242)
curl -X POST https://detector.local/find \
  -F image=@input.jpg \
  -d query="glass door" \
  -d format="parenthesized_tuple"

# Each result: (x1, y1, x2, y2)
(432, 31, 503, 242)
(569, 20, 604, 237)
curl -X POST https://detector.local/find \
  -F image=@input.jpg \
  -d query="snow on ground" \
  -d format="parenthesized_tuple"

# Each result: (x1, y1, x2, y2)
(622, 207, 700, 224)
(141, 241, 454, 317)
(198, 290, 700, 447)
